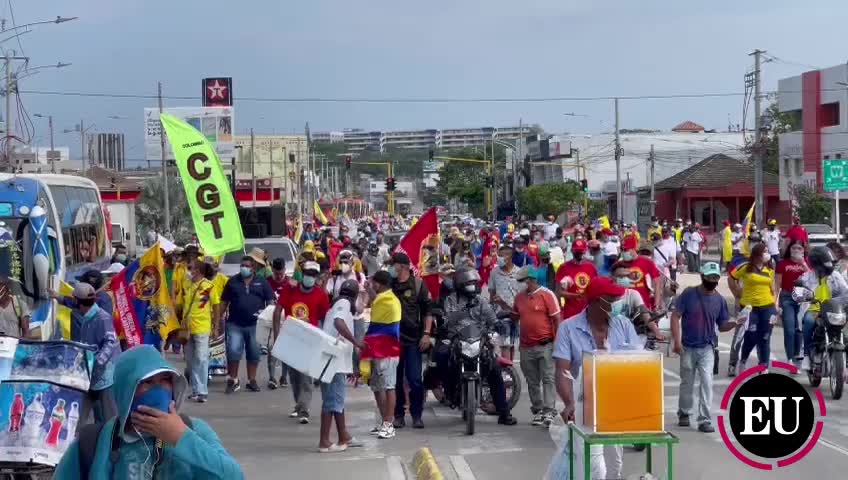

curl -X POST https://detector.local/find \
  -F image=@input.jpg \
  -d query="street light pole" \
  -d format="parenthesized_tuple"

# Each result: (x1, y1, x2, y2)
(158, 82, 170, 237)
(79, 118, 86, 176)
(5, 50, 11, 169)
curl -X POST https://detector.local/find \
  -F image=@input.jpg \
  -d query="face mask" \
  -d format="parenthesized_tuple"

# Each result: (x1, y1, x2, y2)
(388, 266, 398, 279)
(601, 297, 626, 317)
(573, 253, 584, 261)
(497, 257, 506, 268)
(463, 284, 477, 293)
(240, 267, 253, 278)
(82, 303, 99, 321)
(340, 263, 352, 274)
(515, 246, 525, 253)
(302, 276, 316, 289)
(516, 281, 528, 292)
(791, 251, 804, 261)
(130, 385, 172, 415)
(116, 254, 127, 264)
(443, 279, 454, 290)
(615, 277, 633, 288)
(702, 279, 719, 291)
(621, 251, 635, 262)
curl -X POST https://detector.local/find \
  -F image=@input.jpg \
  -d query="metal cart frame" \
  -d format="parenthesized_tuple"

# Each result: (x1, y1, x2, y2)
(568, 423, 679, 480)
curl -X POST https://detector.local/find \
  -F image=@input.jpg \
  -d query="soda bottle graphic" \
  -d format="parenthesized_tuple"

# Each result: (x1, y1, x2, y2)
(8, 393, 23, 432)
(23, 393, 45, 444)
(64, 402, 79, 446)
(45, 399, 65, 447)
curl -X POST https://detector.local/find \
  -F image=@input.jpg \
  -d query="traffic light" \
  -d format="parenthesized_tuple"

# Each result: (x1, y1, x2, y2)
(385, 177, 396, 191)
(345, 155, 352, 169)
(485, 176, 494, 188)
(428, 149, 434, 160)
(580, 179, 589, 192)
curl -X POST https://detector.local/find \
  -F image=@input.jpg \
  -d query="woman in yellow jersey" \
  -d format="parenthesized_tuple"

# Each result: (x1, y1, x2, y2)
(178, 261, 220, 403)
(729, 243, 779, 368)
(795, 247, 848, 372)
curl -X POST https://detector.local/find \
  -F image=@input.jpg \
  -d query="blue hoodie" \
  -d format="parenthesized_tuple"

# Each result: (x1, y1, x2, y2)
(53, 346, 244, 480)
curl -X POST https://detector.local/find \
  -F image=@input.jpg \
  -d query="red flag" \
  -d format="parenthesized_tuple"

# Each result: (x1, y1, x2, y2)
(396, 207, 440, 299)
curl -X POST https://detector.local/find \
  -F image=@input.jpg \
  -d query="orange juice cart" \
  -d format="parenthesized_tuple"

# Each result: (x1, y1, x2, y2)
(568, 349, 679, 480)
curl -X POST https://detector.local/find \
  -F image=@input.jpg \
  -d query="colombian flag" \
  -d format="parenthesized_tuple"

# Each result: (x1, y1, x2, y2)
(110, 243, 179, 348)
(741, 202, 756, 256)
(314, 200, 329, 225)
(362, 290, 401, 359)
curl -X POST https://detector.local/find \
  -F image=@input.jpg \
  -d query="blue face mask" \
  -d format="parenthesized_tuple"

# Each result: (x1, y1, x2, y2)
(497, 257, 506, 268)
(388, 266, 398, 279)
(130, 384, 172, 415)
(601, 298, 626, 317)
(240, 267, 253, 278)
(615, 277, 634, 288)
(302, 276, 316, 289)
(621, 251, 635, 262)
(82, 303, 100, 323)
(443, 279, 454, 290)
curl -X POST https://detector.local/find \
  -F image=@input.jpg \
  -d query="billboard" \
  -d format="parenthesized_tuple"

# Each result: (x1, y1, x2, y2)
(202, 77, 233, 107)
(144, 107, 234, 163)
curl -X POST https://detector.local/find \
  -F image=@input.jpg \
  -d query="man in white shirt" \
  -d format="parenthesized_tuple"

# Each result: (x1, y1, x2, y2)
(730, 224, 744, 256)
(652, 232, 679, 281)
(764, 219, 781, 264)
(682, 225, 704, 273)
(600, 228, 620, 271)
(544, 215, 559, 242)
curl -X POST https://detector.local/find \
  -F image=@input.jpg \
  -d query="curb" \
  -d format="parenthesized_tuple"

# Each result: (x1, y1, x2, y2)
(412, 447, 444, 480)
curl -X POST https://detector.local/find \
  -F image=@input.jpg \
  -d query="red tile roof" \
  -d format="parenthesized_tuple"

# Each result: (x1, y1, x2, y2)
(671, 120, 705, 132)
(655, 154, 778, 190)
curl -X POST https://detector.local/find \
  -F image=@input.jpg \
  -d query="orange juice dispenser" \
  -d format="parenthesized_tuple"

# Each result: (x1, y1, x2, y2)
(582, 350, 664, 433)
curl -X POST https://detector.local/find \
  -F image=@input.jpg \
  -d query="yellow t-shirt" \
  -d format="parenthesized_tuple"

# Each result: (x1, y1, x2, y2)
(180, 278, 219, 335)
(809, 278, 832, 313)
(731, 263, 775, 307)
(212, 272, 229, 299)
(172, 263, 188, 299)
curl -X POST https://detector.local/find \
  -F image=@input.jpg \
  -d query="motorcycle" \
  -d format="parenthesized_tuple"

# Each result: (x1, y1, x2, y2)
(797, 287, 847, 399)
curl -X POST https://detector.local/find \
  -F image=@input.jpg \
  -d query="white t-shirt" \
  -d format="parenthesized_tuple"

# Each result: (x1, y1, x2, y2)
(323, 298, 354, 340)
(545, 222, 559, 241)
(683, 232, 703, 254)
(730, 231, 744, 250)
(764, 229, 781, 255)
(602, 238, 620, 256)
(653, 239, 678, 271)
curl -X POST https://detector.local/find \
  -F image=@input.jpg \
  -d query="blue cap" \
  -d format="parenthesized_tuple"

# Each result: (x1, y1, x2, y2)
(700, 262, 721, 277)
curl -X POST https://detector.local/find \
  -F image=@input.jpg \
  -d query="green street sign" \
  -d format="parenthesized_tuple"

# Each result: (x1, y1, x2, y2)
(824, 159, 848, 192)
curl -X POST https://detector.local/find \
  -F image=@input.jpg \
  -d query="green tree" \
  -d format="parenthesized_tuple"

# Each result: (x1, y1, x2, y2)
(516, 181, 584, 219)
(763, 102, 798, 175)
(586, 199, 608, 220)
(135, 177, 193, 243)
(795, 185, 832, 224)
(432, 146, 509, 217)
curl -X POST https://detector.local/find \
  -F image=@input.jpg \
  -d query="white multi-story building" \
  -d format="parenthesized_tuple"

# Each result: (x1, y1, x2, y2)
(312, 131, 344, 143)
(315, 126, 532, 152)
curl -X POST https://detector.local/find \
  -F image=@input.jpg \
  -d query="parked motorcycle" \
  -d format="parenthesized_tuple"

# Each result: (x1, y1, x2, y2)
(795, 286, 847, 399)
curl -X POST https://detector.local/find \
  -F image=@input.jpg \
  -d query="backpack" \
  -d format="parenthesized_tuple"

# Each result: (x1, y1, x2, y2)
(77, 414, 193, 479)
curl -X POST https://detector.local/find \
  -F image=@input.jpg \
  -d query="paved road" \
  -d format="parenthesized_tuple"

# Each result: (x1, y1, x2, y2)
(179, 273, 848, 479)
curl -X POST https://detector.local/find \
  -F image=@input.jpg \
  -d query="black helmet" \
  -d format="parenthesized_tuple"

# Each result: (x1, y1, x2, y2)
(338, 279, 360, 299)
(80, 269, 104, 290)
(809, 247, 836, 275)
(454, 267, 481, 295)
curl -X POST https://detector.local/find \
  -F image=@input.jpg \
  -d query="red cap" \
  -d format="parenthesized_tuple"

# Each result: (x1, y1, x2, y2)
(571, 239, 588, 253)
(621, 235, 638, 251)
(722, 220, 731, 226)
(587, 239, 601, 249)
(585, 276, 626, 301)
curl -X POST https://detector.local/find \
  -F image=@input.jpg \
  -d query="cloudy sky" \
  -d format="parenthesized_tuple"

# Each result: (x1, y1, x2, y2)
(10, 0, 848, 166)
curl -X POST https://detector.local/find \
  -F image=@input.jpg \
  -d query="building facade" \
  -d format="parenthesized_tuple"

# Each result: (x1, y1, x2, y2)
(233, 134, 308, 206)
(90, 133, 126, 171)
(315, 126, 532, 152)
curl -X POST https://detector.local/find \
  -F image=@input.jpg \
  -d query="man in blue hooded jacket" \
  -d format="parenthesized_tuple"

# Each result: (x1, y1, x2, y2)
(53, 345, 244, 479)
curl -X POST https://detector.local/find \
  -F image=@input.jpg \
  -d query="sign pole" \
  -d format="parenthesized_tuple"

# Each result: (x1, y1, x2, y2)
(837, 189, 841, 242)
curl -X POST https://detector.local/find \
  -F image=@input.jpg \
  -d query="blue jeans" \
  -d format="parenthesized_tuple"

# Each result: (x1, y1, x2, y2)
(185, 334, 210, 396)
(780, 292, 803, 361)
(321, 373, 347, 414)
(677, 346, 714, 425)
(225, 323, 261, 364)
(394, 344, 424, 420)
(803, 311, 817, 357)
(740, 305, 776, 366)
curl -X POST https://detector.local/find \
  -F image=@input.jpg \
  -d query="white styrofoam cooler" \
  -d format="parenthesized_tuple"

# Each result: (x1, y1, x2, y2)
(271, 317, 353, 383)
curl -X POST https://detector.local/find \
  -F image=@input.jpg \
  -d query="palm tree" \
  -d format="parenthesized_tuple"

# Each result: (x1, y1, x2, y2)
(136, 177, 193, 244)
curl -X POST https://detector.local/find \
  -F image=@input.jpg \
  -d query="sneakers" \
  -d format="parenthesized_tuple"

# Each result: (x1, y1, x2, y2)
(542, 412, 555, 427)
(377, 422, 396, 439)
(187, 393, 199, 402)
(196, 395, 207, 403)
(392, 417, 406, 429)
(698, 423, 715, 433)
(531, 413, 544, 426)
(801, 357, 811, 371)
(267, 380, 278, 390)
(299, 413, 310, 425)
(678, 415, 690, 427)
(280, 377, 289, 388)
(226, 378, 241, 394)
(412, 418, 425, 429)
(727, 364, 737, 377)
(369, 426, 382, 436)
(246, 380, 261, 392)
(498, 414, 517, 426)
(289, 409, 300, 418)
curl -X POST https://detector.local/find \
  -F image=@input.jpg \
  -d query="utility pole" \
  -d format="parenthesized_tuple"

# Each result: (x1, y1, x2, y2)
(269, 139, 275, 206)
(79, 119, 87, 176)
(158, 82, 171, 236)
(614, 98, 623, 221)
(48, 115, 55, 174)
(4, 51, 11, 171)
(250, 128, 256, 208)
(649, 144, 656, 217)
(282, 147, 289, 211)
(751, 49, 765, 226)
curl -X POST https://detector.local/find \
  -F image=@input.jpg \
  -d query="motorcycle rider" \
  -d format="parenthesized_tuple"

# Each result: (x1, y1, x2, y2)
(435, 267, 517, 426)
(795, 247, 848, 372)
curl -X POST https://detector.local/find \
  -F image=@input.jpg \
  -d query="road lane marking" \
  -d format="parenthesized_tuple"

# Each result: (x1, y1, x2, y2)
(664, 368, 681, 380)
(386, 456, 406, 480)
(820, 438, 848, 457)
(450, 455, 478, 480)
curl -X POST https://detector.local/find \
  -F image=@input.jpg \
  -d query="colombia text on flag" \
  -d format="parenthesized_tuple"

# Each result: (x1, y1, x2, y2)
(362, 289, 401, 359)
(110, 243, 179, 348)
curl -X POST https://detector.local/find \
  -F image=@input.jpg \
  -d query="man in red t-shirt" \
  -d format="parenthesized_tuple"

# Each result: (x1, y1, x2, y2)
(615, 235, 662, 311)
(784, 217, 809, 247)
(555, 239, 598, 320)
(272, 261, 330, 423)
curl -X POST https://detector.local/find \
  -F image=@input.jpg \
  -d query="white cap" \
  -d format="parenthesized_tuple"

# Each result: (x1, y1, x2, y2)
(302, 261, 321, 273)
(519, 228, 531, 236)
(102, 263, 125, 275)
